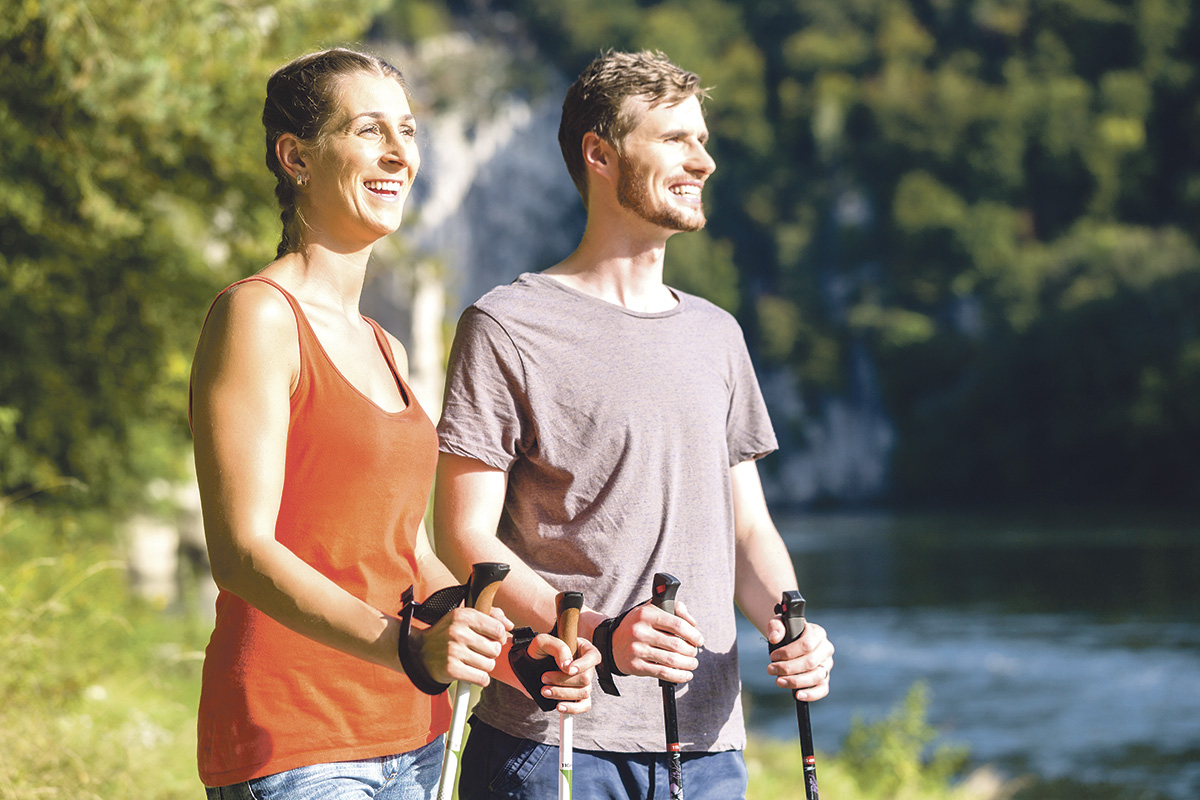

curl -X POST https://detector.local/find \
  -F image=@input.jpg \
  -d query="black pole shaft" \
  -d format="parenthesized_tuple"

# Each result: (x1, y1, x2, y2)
(797, 700, 817, 800)
(652, 573, 684, 800)
(774, 590, 818, 800)
(661, 680, 682, 798)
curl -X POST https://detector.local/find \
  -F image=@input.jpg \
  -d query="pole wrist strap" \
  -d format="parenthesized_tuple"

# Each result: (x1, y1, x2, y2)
(397, 583, 470, 696)
(508, 627, 560, 712)
(591, 602, 643, 696)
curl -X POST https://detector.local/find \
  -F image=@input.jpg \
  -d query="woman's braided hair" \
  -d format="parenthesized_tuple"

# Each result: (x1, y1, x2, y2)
(262, 48, 409, 258)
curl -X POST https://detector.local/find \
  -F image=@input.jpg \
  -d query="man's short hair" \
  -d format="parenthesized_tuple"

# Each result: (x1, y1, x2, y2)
(558, 50, 708, 203)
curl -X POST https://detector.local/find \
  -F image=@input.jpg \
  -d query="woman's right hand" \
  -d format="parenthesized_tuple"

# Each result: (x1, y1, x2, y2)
(411, 606, 511, 687)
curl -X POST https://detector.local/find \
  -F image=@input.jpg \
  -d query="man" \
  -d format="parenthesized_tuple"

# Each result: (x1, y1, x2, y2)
(434, 50, 834, 799)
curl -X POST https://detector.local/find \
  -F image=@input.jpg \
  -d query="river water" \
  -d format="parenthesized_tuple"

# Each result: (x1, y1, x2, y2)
(737, 510, 1200, 800)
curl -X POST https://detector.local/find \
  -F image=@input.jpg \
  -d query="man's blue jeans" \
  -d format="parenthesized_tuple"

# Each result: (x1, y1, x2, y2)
(458, 717, 749, 799)
(204, 738, 444, 800)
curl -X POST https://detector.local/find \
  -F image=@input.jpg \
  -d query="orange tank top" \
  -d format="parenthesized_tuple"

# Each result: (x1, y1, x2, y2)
(193, 277, 449, 786)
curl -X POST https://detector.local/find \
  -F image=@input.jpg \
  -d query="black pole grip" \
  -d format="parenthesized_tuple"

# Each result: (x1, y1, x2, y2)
(652, 572, 681, 616)
(556, 590, 585, 614)
(772, 590, 807, 653)
(466, 562, 510, 612)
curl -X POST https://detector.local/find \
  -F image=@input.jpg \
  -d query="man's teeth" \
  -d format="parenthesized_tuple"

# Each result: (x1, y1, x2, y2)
(365, 180, 401, 193)
(671, 185, 701, 196)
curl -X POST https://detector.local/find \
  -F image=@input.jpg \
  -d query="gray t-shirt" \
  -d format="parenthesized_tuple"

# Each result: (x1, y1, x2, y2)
(438, 272, 777, 753)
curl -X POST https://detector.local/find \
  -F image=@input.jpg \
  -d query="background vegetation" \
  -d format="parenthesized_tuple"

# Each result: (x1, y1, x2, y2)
(5, 0, 1199, 516)
(0, 0, 387, 512)
(3, 0, 1198, 514)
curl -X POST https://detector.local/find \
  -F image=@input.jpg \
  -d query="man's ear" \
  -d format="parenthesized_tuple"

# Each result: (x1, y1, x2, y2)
(276, 134, 308, 181)
(582, 131, 618, 183)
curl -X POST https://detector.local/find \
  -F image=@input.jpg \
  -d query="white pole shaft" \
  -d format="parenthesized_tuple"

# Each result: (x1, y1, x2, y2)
(437, 680, 473, 800)
(559, 713, 573, 800)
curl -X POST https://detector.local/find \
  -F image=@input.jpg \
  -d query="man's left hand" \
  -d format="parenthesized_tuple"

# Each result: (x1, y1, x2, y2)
(765, 619, 834, 702)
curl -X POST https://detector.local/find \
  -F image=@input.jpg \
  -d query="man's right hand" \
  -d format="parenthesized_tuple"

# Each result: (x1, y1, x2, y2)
(608, 599, 704, 683)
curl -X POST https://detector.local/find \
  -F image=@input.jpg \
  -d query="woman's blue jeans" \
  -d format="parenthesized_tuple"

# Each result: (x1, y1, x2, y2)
(204, 738, 444, 800)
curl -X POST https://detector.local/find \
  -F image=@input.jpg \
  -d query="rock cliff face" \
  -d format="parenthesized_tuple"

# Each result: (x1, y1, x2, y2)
(758, 346, 894, 508)
(363, 31, 893, 506)
(362, 32, 583, 418)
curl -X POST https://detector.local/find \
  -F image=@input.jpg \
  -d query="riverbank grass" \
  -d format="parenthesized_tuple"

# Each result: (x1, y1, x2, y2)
(1, 503, 206, 799)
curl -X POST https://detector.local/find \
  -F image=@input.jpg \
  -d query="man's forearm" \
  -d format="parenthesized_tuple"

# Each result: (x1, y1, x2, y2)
(731, 459, 799, 635)
(734, 522, 799, 635)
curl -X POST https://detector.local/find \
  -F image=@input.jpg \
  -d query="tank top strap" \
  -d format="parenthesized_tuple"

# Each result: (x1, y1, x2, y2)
(363, 316, 411, 408)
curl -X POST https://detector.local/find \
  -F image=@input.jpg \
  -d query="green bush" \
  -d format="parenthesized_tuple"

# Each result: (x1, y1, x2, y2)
(747, 684, 1008, 800)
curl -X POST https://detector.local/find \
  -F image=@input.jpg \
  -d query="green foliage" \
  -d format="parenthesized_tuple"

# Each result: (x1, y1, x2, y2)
(665, 229, 741, 312)
(6, 0, 1200, 507)
(374, 0, 456, 44)
(0, 500, 209, 798)
(746, 685, 1003, 800)
(840, 683, 971, 798)
(0, 0, 385, 512)
(886, 223, 1200, 503)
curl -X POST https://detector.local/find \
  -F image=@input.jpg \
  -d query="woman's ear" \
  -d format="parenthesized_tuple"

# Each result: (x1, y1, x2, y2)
(276, 134, 308, 182)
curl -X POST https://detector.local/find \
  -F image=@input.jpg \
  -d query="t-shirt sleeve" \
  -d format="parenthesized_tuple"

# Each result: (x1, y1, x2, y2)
(725, 323, 778, 466)
(437, 306, 531, 472)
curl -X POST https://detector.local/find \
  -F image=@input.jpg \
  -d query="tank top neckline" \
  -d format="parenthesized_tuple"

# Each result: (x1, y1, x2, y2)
(238, 275, 416, 419)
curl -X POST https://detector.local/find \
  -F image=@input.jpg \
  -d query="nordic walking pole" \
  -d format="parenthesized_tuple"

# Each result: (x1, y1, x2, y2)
(772, 590, 819, 800)
(556, 591, 583, 800)
(436, 562, 510, 800)
(651, 572, 684, 800)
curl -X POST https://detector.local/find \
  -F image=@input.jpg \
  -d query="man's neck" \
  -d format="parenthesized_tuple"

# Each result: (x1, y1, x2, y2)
(544, 216, 679, 313)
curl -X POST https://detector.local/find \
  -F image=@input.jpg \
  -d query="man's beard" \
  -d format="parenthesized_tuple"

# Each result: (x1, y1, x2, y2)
(616, 155, 706, 232)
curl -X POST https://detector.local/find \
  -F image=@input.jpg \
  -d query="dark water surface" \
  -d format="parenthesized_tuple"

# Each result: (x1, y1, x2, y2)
(738, 510, 1200, 799)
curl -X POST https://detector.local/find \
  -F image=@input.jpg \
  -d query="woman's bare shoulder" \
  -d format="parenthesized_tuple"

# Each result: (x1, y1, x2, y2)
(208, 278, 295, 338)
(195, 278, 299, 372)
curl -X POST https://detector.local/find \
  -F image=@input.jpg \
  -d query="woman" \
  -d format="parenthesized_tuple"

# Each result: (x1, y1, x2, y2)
(189, 48, 597, 799)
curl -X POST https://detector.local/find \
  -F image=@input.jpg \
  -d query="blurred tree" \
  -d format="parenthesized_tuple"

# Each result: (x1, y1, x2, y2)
(796, 0, 1200, 504)
(0, 0, 385, 510)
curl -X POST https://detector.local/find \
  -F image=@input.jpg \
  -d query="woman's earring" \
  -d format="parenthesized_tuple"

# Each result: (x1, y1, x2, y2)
(296, 174, 309, 187)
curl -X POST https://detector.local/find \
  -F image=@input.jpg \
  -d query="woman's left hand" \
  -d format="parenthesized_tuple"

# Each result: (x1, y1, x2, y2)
(527, 634, 601, 714)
